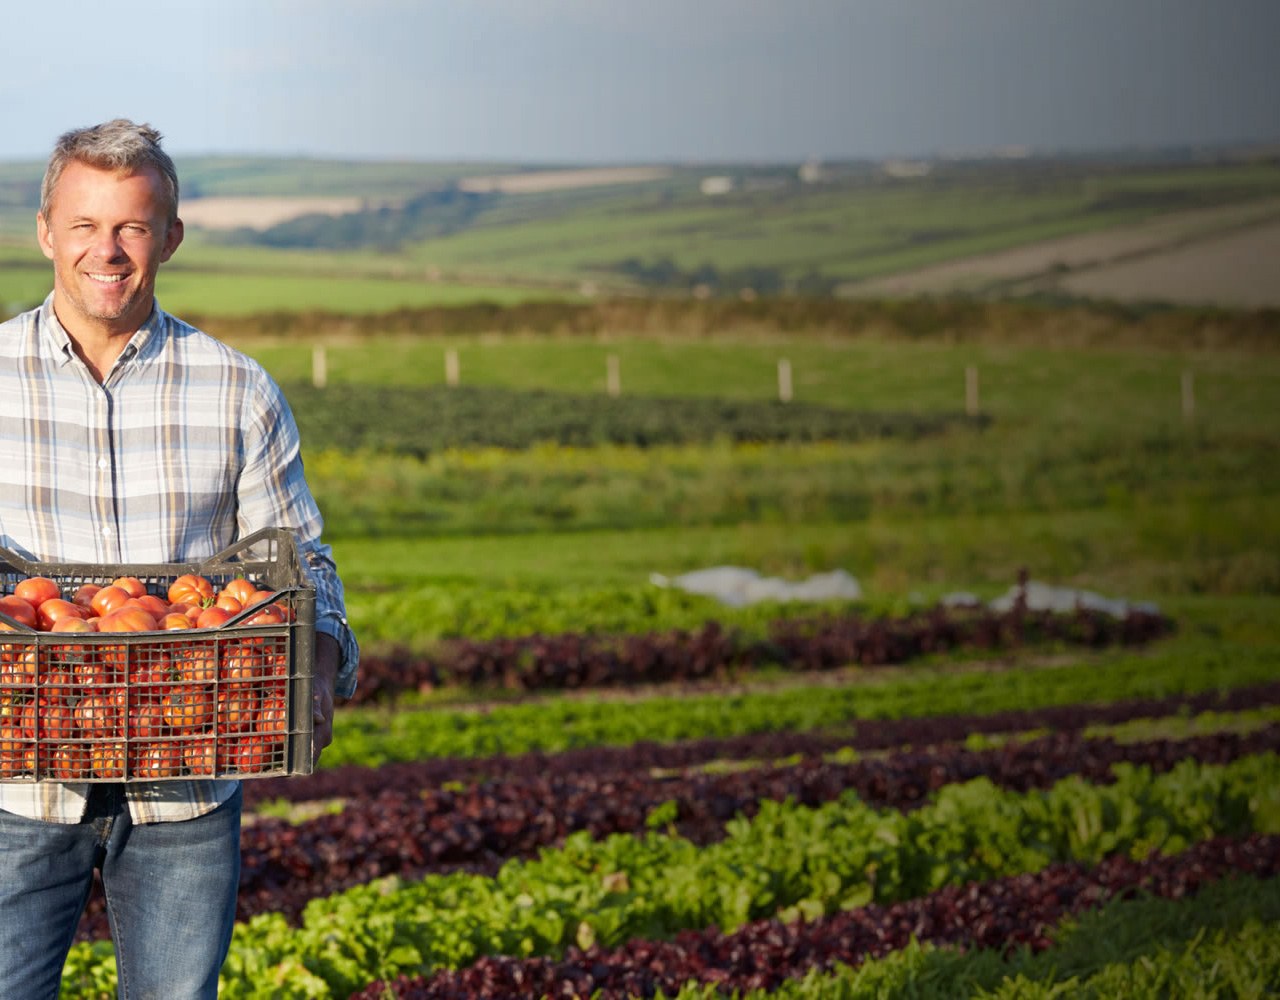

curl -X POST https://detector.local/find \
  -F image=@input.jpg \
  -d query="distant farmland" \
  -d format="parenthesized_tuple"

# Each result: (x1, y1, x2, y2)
(842, 198, 1280, 309)
(3, 152, 1280, 315)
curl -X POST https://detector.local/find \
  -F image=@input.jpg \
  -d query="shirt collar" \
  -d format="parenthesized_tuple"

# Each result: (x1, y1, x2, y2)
(38, 293, 167, 369)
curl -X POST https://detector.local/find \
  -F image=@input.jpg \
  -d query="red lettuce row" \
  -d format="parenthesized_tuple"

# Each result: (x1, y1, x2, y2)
(350, 603, 1173, 703)
(249, 680, 1280, 807)
(351, 833, 1280, 999)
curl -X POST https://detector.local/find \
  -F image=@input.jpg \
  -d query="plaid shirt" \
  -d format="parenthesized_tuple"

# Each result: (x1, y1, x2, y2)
(0, 295, 358, 824)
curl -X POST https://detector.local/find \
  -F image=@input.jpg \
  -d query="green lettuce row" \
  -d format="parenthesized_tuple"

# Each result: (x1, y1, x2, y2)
(324, 640, 1277, 767)
(659, 873, 1280, 999)
(182, 753, 1280, 998)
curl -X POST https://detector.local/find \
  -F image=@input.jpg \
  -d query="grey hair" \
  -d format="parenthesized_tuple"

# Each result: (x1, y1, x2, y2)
(40, 119, 180, 225)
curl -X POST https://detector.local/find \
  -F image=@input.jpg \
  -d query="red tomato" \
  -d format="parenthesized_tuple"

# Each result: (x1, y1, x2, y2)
(128, 594, 172, 619)
(213, 593, 243, 615)
(168, 574, 214, 608)
(37, 598, 86, 631)
(129, 700, 169, 739)
(90, 585, 131, 617)
(0, 595, 38, 629)
(182, 737, 216, 776)
(170, 642, 217, 682)
(98, 607, 160, 633)
(42, 742, 90, 781)
(161, 684, 215, 733)
(90, 741, 126, 779)
(241, 603, 286, 627)
(70, 583, 102, 610)
(257, 693, 288, 735)
(195, 606, 232, 629)
(110, 576, 147, 599)
(14, 577, 60, 608)
(128, 740, 182, 779)
(0, 642, 37, 684)
(220, 578, 259, 607)
(74, 689, 125, 739)
(160, 612, 196, 631)
(217, 683, 259, 733)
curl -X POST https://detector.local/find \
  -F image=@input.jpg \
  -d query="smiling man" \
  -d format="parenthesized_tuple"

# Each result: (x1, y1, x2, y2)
(0, 119, 359, 1000)
(36, 152, 184, 381)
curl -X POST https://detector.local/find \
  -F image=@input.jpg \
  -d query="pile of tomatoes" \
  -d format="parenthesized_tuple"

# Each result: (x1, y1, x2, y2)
(0, 572, 296, 781)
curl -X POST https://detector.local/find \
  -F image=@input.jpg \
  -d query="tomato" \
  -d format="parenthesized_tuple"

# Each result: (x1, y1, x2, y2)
(168, 574, 214, 608)
(160, 612, 195, 630)
(0, 595, 38, 629)
(170, 642, 217, 682)
(98, 607, 160, 633)
(213, 593, 243, 615)
(161, 684, 215, 733)
(42, 742, 89, 781)
(0, 642, 36, 684)
(90, 741, 126, 779)
(221, 641, 265, 680)
(241, 603, 286, 627)
(217, 682, 258, 733)
(257, 693, 288, 735)
(216, 734, 275, 774)
(195, 606, 233, 629)
(128, 700, 169, 739)
(128, 740, 182, 779)
(36, 598, 86, 631)
(70, 583, 102, 610)
(110, 576, 147, 599)
(182, 737, 216, 776)
(90, 585, 131, 617)
(128, 594, 172, 620)
(72, 654, 114, 688)
(51, 615, 96, 634)
(220, 577, 259, 607)
(0, 724, 35, 776)
(14, 577, 61, 608)
(74, 688, 125, 739)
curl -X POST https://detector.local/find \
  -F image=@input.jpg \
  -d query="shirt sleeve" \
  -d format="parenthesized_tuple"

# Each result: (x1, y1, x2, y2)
(235, 371, 360, 698)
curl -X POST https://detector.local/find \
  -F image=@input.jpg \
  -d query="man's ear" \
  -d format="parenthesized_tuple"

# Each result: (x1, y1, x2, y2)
(36, 213, 54, 261)
(160, 217, 184, 263)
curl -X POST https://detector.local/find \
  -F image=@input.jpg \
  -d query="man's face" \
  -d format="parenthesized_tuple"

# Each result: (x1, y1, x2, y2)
(36, 160, 183, 337)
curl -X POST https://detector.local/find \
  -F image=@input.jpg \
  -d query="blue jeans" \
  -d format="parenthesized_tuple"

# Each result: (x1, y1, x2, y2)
(0, 783, 242, 1000)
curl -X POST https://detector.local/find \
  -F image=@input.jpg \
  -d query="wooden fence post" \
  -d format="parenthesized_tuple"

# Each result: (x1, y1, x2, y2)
(965, 364, 979, 416)
(777, 358, 793, 403)
(606, 354, 621, 397)
(311, 345, 327, 389)
(445, 348, 460, 387)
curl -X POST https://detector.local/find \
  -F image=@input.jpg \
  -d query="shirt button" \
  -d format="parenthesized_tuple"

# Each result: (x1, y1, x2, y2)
(97, 457, 109, 470)
(102, 526, 112, 538)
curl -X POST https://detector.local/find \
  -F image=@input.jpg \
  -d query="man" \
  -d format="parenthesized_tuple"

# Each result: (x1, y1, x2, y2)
(0, 119, 359, 999)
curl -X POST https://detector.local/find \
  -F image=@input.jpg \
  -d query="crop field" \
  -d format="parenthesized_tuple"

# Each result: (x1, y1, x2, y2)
(44, 292, 1280, 997)
(3, 148, 1279, 997)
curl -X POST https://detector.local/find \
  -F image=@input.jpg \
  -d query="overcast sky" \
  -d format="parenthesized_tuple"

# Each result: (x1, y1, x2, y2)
(5, 0, 1277, 164)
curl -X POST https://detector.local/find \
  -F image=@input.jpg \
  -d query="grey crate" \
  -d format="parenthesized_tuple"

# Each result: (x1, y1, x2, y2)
(0, 528, 315, 782)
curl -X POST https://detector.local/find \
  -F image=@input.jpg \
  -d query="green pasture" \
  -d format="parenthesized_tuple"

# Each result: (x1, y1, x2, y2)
(230, 329, 1280, 651)
(243, 332, 1277, 434)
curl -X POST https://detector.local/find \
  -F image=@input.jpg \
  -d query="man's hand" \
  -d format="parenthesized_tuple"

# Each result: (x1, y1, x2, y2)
(312, 632, 340, 765)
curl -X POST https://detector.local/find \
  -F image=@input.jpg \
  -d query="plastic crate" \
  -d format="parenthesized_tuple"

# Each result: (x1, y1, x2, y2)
(0, 528, 315, 782)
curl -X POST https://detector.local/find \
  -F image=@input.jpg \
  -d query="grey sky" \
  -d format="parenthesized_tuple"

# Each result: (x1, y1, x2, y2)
(5, 0, 1277, 163)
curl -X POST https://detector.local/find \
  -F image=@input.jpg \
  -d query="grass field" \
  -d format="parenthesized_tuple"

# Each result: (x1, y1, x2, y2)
(219, 327, 1280, 652)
